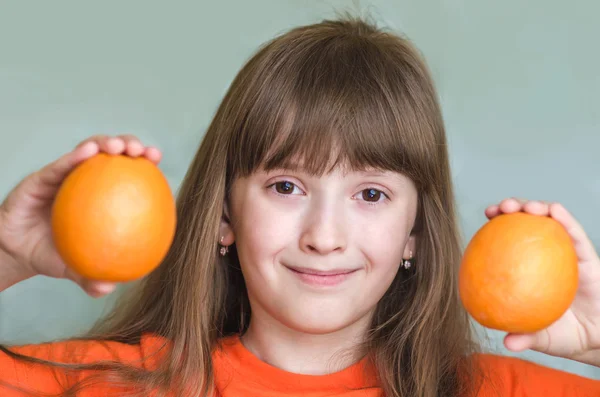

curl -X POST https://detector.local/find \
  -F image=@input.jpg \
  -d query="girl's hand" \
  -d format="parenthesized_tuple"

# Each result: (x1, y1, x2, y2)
(0, 135, 162, 297)
(485, 198, 600, 366)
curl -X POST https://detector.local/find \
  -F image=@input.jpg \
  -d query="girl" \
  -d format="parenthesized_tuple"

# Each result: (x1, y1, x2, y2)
(0, 17, 599, 397)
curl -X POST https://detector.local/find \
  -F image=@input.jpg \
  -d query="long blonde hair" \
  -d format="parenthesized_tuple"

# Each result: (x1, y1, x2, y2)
(2, 16, 483, 397)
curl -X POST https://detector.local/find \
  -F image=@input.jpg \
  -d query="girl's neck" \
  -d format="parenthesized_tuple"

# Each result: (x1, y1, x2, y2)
(240, 307, 371, 375)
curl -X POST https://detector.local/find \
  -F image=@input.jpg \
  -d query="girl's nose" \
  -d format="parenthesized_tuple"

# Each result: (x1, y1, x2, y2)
(299, 201, 347, 255)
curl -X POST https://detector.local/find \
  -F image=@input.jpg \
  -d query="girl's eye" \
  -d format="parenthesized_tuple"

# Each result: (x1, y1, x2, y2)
(356, 188, 388, 203)
(271, 181, 302, 195)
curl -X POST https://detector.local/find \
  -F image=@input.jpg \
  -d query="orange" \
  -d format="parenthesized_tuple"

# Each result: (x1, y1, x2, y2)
(51, 153, 177, 282)
(459, 212, 578, 333)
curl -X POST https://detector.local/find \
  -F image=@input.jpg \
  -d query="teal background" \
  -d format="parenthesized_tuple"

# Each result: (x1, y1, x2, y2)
(1, 0, 598, 380)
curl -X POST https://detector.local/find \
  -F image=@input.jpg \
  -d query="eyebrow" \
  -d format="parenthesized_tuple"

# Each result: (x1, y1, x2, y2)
(361, 171, 388, 177)
(357, 170, 412, 187)
(262, 167, 406, 183)
(356, 170, 402, 179)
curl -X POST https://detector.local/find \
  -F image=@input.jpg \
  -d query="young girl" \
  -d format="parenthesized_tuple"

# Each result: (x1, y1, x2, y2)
(0, 17, 599, 397)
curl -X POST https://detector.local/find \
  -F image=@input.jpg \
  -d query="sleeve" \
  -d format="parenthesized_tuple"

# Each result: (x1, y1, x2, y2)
(477, 354, 600, 397)
(0, 338, 148, 396)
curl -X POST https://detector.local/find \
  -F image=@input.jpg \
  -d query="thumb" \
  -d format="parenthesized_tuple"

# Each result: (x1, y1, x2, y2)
(63, 267, 117, 298)
(32, 141, 99, 200)
(504, 331, 550, 353)
(9, 141, 99, 210)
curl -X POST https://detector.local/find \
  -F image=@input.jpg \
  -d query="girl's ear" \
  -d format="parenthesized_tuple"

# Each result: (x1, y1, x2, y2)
(219, 202, 235, 246)
(403, 235, 416, 260)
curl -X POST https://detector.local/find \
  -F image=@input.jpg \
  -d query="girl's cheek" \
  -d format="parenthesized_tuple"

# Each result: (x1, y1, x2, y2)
(355, 213, 408, 264)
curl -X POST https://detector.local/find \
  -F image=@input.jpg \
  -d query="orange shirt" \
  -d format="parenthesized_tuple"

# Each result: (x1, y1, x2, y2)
(1, 333, 599, 396)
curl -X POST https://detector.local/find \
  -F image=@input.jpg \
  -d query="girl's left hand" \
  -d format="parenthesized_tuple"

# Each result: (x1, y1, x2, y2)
(485, 198, 600, 366)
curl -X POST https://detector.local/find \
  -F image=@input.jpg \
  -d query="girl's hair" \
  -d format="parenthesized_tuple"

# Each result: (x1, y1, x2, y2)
(1, 16, 484, 397)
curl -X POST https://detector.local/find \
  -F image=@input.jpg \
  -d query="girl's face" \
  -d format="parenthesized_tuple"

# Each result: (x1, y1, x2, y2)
(225, 166, 418, 334)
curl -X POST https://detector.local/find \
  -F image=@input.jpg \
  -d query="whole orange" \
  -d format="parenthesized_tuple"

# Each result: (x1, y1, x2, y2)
(459, 212, 578, 333)
(51, 153, 177, 282)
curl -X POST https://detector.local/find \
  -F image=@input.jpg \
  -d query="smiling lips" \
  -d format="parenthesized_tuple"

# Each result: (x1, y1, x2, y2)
(285, 265, 359, 287)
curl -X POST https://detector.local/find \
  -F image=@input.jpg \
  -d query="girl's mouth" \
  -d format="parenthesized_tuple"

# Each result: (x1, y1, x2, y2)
(284, 265, 359, 287)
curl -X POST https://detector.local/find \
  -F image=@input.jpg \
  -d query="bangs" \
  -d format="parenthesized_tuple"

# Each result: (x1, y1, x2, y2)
(227, 21, 442, 190)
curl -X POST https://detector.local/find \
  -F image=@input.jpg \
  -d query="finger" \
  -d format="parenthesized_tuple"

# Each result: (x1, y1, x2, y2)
(97, 136, 126, 155)
(75, 135, 107, 149)
(504, 331, 550, 353)
(486, 197, 529, 219)
(484, 205, 500, 219)
(116, 134, 145, 157)
(522, 200, 551, 216)
(550, 203, 598, 263)
(498, 197, 528, 214)
(64, 268, 116, 298)
(144, 146, 162, 164)
(82, 280, 117, 298)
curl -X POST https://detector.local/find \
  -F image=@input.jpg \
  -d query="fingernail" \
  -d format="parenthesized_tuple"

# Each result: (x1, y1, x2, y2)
(146, 147, 162, 162)
(80, 141, 98, 155)
(93, 282, 116, 294)
(108, 137, 126, 150)
(128, 141, 144, 155)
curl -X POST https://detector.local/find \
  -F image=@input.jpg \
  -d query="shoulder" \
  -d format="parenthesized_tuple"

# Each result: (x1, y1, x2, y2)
(0, 333, 169, 396)
(474, 353, 600, 397)
(2, 333, 168, 366)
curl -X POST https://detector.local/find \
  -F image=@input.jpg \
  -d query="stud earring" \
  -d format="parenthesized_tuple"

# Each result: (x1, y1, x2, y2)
(219, 236, 229, 256)
(402, 251, 413, 269)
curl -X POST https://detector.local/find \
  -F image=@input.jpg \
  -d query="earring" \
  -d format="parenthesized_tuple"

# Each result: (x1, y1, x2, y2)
(402, 251, 413, 270)
(219, 236, 229, 256)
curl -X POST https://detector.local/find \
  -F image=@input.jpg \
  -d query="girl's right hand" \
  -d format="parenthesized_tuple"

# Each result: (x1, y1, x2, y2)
(0, 135, 162, 297)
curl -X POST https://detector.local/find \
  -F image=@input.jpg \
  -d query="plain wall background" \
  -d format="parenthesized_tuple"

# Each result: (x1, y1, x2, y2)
(0, 0, 598, 380)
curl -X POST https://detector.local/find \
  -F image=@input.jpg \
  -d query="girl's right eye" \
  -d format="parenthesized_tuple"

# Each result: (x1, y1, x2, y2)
(268, 181, 304, 196)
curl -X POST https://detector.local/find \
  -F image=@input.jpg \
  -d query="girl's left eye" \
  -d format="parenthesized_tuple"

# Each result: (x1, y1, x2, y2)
(355, 188, 388, 204)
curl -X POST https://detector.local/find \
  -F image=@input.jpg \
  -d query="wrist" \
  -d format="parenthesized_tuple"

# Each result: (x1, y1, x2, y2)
(0, 209, 32, 291)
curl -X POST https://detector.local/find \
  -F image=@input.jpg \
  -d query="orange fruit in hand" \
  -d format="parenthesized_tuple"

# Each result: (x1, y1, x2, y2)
(51, 153, 177, 282)
(459, 212, 578, 333)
